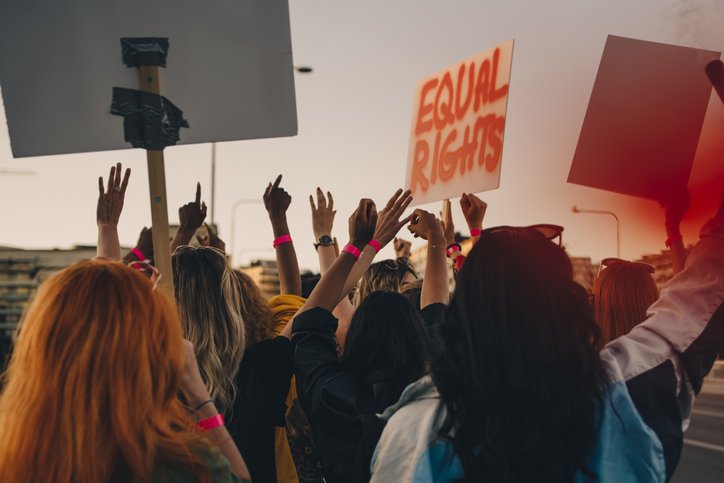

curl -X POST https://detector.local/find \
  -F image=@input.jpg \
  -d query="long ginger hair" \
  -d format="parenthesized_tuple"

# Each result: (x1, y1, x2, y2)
(0, 260, 209, 483)
(593, 261, 659, 349)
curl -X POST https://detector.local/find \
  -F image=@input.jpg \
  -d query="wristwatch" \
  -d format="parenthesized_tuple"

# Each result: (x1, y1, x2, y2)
(314, 235, 334, 252)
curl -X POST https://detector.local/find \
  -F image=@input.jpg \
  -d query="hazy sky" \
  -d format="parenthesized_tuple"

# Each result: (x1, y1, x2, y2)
(1, 0, 723, 271)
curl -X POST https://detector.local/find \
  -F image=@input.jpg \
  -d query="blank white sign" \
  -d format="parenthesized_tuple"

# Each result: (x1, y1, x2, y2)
(0, 0, 298, 158)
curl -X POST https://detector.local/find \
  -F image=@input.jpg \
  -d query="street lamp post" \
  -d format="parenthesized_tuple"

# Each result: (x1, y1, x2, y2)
(231, 199, 264, 265)
(572, 205, 620, 258)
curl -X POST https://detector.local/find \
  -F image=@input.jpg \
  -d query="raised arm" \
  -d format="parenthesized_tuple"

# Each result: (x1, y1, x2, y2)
(340, 189, 414, 297)
(170, 183, 207, 252)
(296, 199, 377, 317)
(97, 163, 131, 261)
(662, 186, 691, 275)
(122, 226, 154, 265)
(460, 192, 487, 245)
(263, 175, 302, 297)
(441, 199, 465, 272)
(310, 188, 355, 347)
(196, 222, 226, 252)
(408, 209, 449, 308)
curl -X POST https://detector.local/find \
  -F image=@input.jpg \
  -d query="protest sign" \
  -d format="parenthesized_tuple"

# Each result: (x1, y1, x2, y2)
(405, 40, 514, 206)
(567, 35, 720, 202)
(0, 0, 297, 158)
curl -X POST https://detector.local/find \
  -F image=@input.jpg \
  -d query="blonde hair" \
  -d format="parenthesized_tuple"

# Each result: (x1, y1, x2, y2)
(353, 260, 417, 307)
(172, 247, 246, 415)
(593, 261, 659, 349)
(0, 261, 209, 483)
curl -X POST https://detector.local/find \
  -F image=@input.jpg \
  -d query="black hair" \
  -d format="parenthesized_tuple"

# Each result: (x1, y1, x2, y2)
(342, 290, 429, 411)
(431, 227, 605, 483)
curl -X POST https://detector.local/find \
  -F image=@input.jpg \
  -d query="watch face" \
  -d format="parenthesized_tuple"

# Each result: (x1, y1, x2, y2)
(319, 235, 333, 245)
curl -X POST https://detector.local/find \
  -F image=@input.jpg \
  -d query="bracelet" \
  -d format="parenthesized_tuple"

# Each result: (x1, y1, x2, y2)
(131, 247, 146, 261)
(470, 229, 481, 237)
(369, 240, 382, 253)
(453, 255, 465, 271)
(197, 414, 225, 431)
(665, 234, 683, 248)
(429, 245, 446, 250)
(342, 244, 362, 260)
(446, 243, 461, 257)
(273, 235, 292, 248)
(194, 399, 214, 411)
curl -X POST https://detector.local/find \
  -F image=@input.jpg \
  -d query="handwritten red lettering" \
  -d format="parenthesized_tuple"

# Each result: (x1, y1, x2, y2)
(433, 72, 455, 130)
(410, 140, 430, 194)
(438, 130, 459, 181)
(474, 114, 496, 167)
(485, 116, 505, 171)
(431, 132, 441, 185)
(455, 62, 474, 120)
(415, 79, 438, 136)
(489, 48, 509, 103)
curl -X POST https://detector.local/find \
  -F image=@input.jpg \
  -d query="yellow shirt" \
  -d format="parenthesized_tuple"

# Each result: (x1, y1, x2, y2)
(268, 294, 305, 483)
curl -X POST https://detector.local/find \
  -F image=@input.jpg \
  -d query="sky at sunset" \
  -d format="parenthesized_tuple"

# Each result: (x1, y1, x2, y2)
(1, 0, 723, 271)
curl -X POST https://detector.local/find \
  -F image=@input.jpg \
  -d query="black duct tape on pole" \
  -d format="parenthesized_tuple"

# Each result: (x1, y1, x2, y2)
(110, 87, 189, 150)
(121, 37, 170, 67)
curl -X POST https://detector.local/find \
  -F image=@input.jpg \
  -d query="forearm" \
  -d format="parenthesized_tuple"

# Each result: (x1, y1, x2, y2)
(332, 297, 355, 348)
(171, 227, 196, 252)
(271, 215, 302, 296)
(317, 244, 337, 275)
(97, 224, 122, 261)
(421, 236, 449, 307)
(341, 245, 377, 296)
(666, 223, 687, 275)
(194, 402, 250, 480)
(297, 250, 358, 316)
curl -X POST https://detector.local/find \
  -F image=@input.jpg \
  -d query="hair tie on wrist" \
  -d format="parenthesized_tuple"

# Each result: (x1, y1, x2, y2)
(470, 229, 481, 237)
(197, 414, 225, 431)
(194, 399, 214, 411)
(343, 244, 361, 260)
(131, 247, 146, 261)
(665, 234, 683, 248)
(446, 243, 461, 257)
(273, 235, 292, 248)
(369, 240, 382, 253)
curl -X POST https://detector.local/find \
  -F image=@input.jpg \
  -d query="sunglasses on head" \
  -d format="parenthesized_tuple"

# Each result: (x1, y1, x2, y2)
(173, 245, 227, 257)
(382, 257, 418, 277)
(482, 224, 564, 247)
(597, 257, 655, 278)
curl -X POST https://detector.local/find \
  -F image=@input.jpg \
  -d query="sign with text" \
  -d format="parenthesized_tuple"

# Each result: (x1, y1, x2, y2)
(568, 35, 720, 202)
(405, 40, 514, 205)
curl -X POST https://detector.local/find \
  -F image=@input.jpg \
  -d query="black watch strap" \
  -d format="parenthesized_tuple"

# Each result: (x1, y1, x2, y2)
(314, 235, 334, 251)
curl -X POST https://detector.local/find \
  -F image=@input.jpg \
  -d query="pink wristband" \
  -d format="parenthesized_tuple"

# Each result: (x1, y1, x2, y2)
(369, 240, 382, 253)
(198, 414, 225, 431)
(470, 229, 481, 237)
(446, 245, 460, 257)
(343, 244, 362, 260)
(131, 247, 146, 261)
(273, 235, 292, 248)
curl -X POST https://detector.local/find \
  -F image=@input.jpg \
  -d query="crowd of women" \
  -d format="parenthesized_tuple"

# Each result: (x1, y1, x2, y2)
(0, 162, 722, 483)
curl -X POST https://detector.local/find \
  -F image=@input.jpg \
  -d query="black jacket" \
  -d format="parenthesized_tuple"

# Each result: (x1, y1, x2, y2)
(291, 304, 446, 483)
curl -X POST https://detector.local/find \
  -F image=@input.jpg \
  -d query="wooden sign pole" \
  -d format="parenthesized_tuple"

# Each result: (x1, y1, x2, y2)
(139, 64, 174, 298)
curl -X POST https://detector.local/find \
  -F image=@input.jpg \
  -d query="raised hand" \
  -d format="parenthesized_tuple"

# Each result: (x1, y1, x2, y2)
(135, 226, 154, 259)
(97, 163, 131, 226)
(264, 174, 292, 219)
(460, 192, 487, 230)
(196, 222, 226, 252)
(178, 183, 207, 233)
(407, 209, 445, 243)
(662, 186, 691, 237)
(310, 188, 336, 240)
(348, 199, 378, 249)
(372, 189, 414, 247)
(440, 199, 455, 247)
(394, 237, 412, 259)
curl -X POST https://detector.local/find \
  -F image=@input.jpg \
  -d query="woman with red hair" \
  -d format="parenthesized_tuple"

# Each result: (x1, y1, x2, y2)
(0, 260, 250, 482)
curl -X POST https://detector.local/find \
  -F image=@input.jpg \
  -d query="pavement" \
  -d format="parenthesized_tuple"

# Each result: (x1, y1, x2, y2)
(671, 390, 724, 483)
